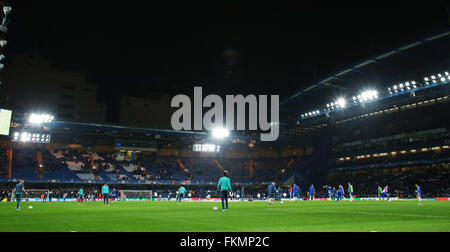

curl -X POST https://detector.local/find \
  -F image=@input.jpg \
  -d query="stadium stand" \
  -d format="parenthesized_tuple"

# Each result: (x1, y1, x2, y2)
(6, 148, 305, 185)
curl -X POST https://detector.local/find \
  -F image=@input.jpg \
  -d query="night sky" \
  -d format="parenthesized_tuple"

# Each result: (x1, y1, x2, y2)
(4, 1, 450, 117)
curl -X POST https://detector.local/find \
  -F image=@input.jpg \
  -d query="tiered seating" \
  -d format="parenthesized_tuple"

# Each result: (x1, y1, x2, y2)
(8, 148, 306, 185)
(76, 173, 97, 181)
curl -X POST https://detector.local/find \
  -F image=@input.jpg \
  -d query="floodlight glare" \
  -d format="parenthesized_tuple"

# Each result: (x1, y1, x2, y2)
(212, 128, 229, 139)
(336, 98, 346, 108)
(28, 114, 55, 125)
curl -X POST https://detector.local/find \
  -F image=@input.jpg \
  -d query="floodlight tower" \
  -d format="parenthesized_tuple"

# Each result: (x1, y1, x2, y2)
(0, 1, 11, 87)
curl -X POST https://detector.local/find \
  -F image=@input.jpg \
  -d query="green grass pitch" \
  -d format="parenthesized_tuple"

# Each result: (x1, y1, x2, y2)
(1, 200, 449, 232)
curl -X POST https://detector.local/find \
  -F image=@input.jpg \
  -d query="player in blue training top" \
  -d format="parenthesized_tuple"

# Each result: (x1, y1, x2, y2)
(337, 185, 344, 202)
(268, 182, 276, 205)
(382, 186, 390, 201)
(415, 184, 422, 202)
(13, 180, 28, 211)
(293, 184, 300, 201)
(327, 186, 333, 200)
(309, 185, 315, 201)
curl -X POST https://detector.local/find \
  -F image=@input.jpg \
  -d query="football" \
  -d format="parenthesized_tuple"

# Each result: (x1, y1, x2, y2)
(213, 206, 218, 211)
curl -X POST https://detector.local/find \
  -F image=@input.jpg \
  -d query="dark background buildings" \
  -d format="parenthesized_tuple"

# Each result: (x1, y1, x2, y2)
(0, 1, 449, 128)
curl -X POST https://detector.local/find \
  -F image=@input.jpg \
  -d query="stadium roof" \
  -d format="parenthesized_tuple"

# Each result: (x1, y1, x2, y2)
(281, 29, 450, 113)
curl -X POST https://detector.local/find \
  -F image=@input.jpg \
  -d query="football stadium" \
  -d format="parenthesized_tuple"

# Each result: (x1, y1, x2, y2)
(0, 2, 449, 236)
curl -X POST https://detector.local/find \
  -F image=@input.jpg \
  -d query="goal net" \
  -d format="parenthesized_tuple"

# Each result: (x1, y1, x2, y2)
(120, 190, 153, 201)
(12, 189, 50, 202)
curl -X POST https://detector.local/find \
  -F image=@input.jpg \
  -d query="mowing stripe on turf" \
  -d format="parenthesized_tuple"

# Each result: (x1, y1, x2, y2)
(310, 210, 449, 219)
(264, 208, 449, 219)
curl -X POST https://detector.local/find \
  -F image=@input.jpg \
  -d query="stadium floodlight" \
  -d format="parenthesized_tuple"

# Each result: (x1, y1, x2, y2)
(425, 72, 450, 85)
(362, 90, 378, 101)
(12, 132, 19, 141)
(0, 54, 5, 61)
(20, 132, 31, 142)
(3, 6, 12, 16)
(335, 98, 346, 108)
(28, 113, 55, 125)
(193, 143, 221, 153)
(354, 90, 378, 104)
(211, 128, 229, 139)
(430, 75, 438, 84)
(13, 131, 51, 143)
(0, 40, 6, 48)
